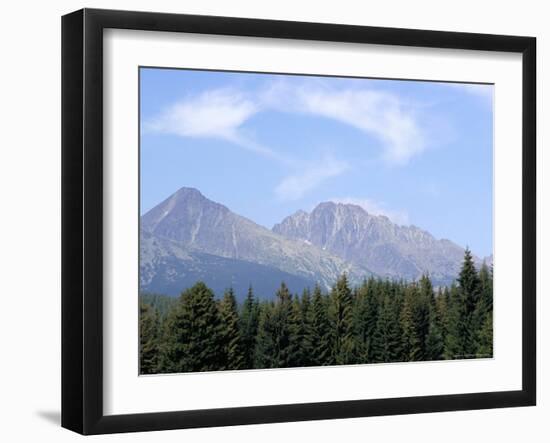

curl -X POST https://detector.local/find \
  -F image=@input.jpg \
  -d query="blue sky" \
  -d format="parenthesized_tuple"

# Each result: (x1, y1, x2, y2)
(140, 68, 493, 258)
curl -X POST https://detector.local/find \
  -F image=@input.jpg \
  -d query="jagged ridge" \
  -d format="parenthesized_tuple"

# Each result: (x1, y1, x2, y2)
(273, 201, 471, 284)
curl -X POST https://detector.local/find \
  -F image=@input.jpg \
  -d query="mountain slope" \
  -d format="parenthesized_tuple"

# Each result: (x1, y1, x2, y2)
(273, 201, 468, 284)
(140, 230, 319, 300)
(140, 188, 373, 297)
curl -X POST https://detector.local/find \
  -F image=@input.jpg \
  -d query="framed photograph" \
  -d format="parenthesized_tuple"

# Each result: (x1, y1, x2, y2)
(61, 8, 536, 435)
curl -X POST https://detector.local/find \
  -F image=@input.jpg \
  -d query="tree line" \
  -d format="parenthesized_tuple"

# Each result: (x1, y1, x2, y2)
(140, 249, 493, 374)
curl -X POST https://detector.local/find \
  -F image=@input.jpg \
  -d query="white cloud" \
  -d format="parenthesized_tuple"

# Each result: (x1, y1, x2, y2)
(298, 88, 424, 165)
(262, 81, 426, 165)
(275, 157, 349, 201)
(145, 88, 286, 161)
(331, 196, 410, 225)
(147, 88, 257, 139)
(146, 79, 429, 167)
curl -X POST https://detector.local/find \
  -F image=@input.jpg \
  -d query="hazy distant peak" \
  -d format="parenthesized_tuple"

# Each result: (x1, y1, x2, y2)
(316, 201, 336, 208)
(173, 186, 204, 197)
(141, 186, 233, 235)
(315, 200, 370, 215)
(167, 187, 228, 210)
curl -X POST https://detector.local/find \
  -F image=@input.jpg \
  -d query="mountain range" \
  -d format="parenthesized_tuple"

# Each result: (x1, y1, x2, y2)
(273, 202, 467, 285)
(140, 187, 483, 300)
(140, 188, 372, 299)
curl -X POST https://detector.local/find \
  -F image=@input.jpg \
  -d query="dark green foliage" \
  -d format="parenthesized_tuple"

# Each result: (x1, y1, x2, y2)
(477, 312, 493, 357)
(435, 287, 449, 338)
(372, 283, 402, 362)
(351, 282, 370, 363)
(361, 279, 381, 362)
(287, 289, 314, 367)
(139, 303, 161, 374)
(254, 301, 277, 368)
(309, 285, 332, 365)
(141, 250, 493, 373)
(219, 288, 245, 370)
(271, 283, 296, 367)
(458, 249, 482, 312)
(158, 282, 223, 373)
(400, 283, 419, 361)
(475, 262, 493, 357)
(255, 283, 295, 368)
(445, 249, 483, 359)
(425, 282, 445, 360)
(328, 274, 355, 365)
(288, 296, 306, 367)
(444, 284, 462, 359)
(240, 286, 260, 369)
(300, 289, 315, 363)
(413, 275, 434, 361)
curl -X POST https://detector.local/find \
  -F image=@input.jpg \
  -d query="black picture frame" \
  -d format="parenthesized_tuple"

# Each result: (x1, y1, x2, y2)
(61, 8, 536, 435)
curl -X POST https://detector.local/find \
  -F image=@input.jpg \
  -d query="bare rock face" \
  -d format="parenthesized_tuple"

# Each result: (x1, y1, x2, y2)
(140, 188, 373, 297)
(273, 201, 469, 285)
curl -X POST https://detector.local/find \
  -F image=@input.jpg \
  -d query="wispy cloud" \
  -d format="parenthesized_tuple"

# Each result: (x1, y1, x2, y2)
(293, 87, 425, 165)
(260, 80, 427, 165)
(145, 88, 286, 162)
(275, 157, 350, 201)
(146, 88, 256, 139)
(331, 196, 410, 225)
(147, 80, 428, 166)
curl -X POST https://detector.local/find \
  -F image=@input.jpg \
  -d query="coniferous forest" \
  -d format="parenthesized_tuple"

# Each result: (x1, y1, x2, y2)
(139, 249, 493, 374)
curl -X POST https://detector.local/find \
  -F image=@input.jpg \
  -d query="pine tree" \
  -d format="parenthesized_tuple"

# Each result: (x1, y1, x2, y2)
(302, 289, 315, 349)
(273, 282, 295, 367)
(413, 275, 433, 360)
(153, 257, 493, 373)
(310, 284, 331, 365)
(254, 301, 277, 369)
(240, 285, 260, 369)
(477, 263, 493, 315)
(475, 263, 493, 356)
(219, 288, 245, 370)
(363, 278, 381, 362)
(400, 283, 419, 361)
(255, 283, 294, 368)
(139, 302, 161, 374)
(352, 281, 369, 363)
(445, 249, 482, 359)
(477, 312, 493, 357)
(295, 288, 314, 366)
(328, 274, 355, 365)
(424, 278, 444, 360)
(444, 283, 462, 359)
(288, 296, 306, 367)
(459, 249, 482, 311)
(435, 287, 449, 338)
(158, 282, 223, 373)
(457, 248, 482, 357)
(372, 284, 402, 362)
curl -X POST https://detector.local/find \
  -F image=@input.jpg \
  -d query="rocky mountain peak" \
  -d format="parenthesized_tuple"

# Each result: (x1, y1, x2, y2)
(273, 200, 467, 284)
(141, 187, 231, 235)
